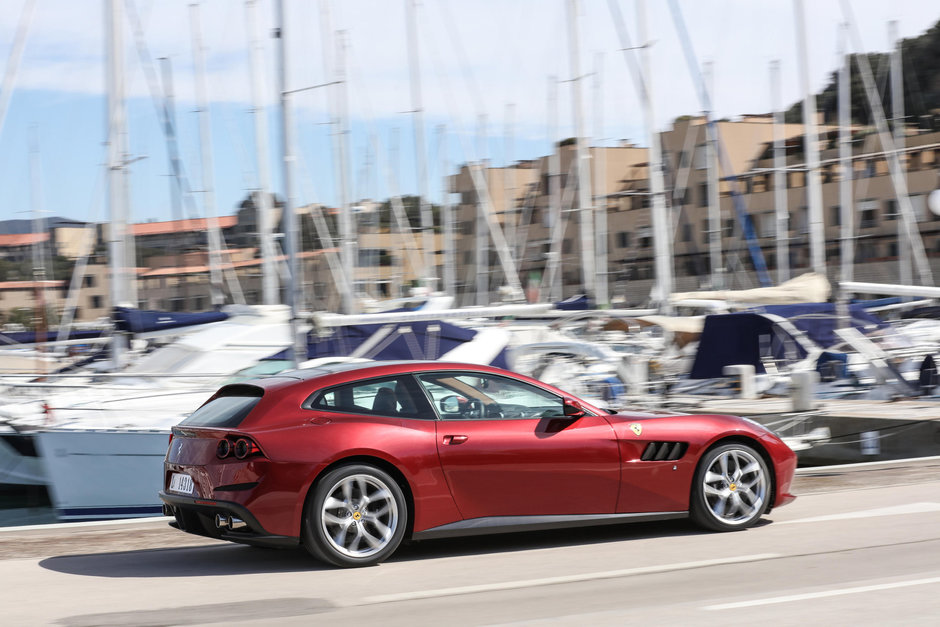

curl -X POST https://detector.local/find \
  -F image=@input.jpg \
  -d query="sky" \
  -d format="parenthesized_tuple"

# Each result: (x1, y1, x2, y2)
(0, 0, 938, 228)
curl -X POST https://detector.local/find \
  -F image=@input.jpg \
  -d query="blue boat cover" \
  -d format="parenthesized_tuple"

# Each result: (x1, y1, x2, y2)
(0, 328, 106, 346)
(749, 303, 887, 347)
(555, 294, 592, 311)
(268, 320, 509, 369)
(113, 307, 229, 334)
(689, 303, 887, 379)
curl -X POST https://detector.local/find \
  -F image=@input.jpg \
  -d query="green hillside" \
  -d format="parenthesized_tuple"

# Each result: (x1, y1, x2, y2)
(786, 18, 940, 130)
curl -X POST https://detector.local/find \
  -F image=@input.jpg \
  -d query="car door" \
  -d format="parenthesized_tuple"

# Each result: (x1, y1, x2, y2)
(416, 371, 621, 520)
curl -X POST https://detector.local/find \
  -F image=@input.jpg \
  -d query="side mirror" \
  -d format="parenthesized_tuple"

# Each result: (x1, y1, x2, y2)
(563, 398, 585, 418)
(440, 395, 460, 413)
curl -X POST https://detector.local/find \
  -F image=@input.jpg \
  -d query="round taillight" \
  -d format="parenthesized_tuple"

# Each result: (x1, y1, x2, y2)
(234, 438, 251, 459)
(216, 439, 231, 459)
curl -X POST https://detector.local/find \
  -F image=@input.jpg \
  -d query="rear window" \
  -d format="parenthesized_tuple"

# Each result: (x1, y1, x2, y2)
(180, 387, 263, 428)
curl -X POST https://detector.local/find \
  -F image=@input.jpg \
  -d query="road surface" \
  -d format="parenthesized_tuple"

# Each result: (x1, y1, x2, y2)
(1, 457, 938, 625)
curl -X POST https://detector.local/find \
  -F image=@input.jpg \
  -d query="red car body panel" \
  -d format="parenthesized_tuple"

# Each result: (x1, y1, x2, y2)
(434, 415, 621, 519)
(161, 361, 797, 545)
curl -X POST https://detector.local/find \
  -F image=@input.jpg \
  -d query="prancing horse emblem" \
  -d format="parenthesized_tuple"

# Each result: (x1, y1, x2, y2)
(630, 423, 642, 436)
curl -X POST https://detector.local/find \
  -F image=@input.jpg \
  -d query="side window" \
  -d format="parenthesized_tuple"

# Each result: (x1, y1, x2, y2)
(417, 372, 563, 420)
(308, 376, 427, 418)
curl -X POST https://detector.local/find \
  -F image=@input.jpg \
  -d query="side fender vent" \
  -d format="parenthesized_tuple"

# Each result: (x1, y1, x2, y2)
(641, 441, 688, 461)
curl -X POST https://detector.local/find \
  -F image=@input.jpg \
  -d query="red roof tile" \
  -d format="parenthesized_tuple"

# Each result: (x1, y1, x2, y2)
(0, 232, 50, 247)
(131, 216, 238, 237)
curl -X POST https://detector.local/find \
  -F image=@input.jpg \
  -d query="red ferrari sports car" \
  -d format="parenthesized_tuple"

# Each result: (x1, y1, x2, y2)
(160, 361, 797, 567)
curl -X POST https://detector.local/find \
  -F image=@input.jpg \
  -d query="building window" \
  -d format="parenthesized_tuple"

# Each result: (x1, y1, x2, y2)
(681, 223, 692, 242)
(724, 218, 735, 238)
(562, 239, 572, 254)
(858, 199, 878, 228)
(699, 182, 708, 207)
(616, 232, 631, 248)
(90, 295, 102, 309)
(760, 213, 775, 238)
(884, 199, 897, 220)
(830, 206, 841, 227)
(83, 275, 95, 288)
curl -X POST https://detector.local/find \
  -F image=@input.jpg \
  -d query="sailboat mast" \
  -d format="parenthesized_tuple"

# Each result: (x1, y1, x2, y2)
(159, 58, 183, 223)
(772, 59, 791, 283)
(548, 76, 561, 303)
(704, 61, 723, 289)
(567, 0, 596, 301)
(593, 52, 608, 306)
(838, 26, 854, 284)
(890, 20, 911, 290)
(405, 0, 435, 288)
(841, 0, 932, 285)
(794, 0, 826, 276)
(638, 0, 673, 313)
(106, 0, 131, 368)
(275, 0, 304, 367)
(335, 29, 357, 314)
(440, 124, 456, 296)
(475, 115, 487, 306)
(246, 0, 278, 306)
(190, 3, 225, 309)
(504, 103, 516, 261)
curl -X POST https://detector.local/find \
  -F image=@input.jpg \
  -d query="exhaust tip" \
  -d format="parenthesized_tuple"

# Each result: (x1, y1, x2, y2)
(228, 516, 247, 530)
(215, 513, 229, 529)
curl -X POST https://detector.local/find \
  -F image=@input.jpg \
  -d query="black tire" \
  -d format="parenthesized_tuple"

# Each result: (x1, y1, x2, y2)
(690, 443, 770, 532)
(303, 464, 407, 567)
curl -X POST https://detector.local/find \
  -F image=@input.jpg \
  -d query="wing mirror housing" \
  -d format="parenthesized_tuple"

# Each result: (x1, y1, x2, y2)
(440, 395, 461, 413)
(563, 398, 585, 418)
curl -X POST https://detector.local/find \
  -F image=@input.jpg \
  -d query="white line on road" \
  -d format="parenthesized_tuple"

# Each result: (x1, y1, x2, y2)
(779, 502, 940, 525)
(704, 576, 940, 610)
(356, 554, 780, 606)
(0, 516, 168, 533)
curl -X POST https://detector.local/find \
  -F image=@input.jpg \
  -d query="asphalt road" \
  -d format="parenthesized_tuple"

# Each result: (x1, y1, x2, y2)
(1, 458, 939, 626)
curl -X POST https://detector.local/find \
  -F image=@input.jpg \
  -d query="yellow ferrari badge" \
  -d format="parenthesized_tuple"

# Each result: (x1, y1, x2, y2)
(630, 423, 642, 436)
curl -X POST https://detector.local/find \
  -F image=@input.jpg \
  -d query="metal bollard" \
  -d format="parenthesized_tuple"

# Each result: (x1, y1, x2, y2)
(619, 355, 649, 396)
(790, 370, 820, 411)
(723, 364, 757, 399)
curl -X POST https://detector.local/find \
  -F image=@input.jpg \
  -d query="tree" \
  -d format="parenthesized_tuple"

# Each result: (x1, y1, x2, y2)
(785, 19, 940, 130)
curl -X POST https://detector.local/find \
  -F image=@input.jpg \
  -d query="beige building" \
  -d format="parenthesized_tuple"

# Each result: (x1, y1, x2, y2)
(450, 115, 940, 305)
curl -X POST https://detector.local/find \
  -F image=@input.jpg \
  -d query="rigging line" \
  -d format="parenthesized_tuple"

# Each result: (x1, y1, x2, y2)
(57, 151, 108, 343)
(343, 35, 426, 276)
(664, 0, 772, 286)
(0, 0, 36, 140)
(422, 11, 523, 297)
(539, 156, 581, 297)
(124, 0, 203, 221)
(433, 0, 486, 119)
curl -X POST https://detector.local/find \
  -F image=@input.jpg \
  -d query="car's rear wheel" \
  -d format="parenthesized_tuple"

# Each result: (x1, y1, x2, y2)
(690, 443, 770, 531)
(303, 464, 406, 567)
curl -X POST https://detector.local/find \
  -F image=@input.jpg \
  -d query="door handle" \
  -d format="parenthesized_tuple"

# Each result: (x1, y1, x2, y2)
(443, 435, 468, 445)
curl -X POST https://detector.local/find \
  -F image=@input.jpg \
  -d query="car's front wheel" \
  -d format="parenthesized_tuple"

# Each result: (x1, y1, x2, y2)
(303, 464, 407, 567)
(690, 443, 770, 531)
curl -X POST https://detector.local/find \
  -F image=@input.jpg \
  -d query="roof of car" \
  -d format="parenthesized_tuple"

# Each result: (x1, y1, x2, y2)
(278, 360, 499, 382)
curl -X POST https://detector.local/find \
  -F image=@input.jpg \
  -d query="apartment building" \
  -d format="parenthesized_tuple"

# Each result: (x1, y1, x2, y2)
(449, 114, 940, 305)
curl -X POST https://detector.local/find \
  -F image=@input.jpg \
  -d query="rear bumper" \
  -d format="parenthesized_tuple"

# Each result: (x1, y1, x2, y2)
(159, 491, 300, 549)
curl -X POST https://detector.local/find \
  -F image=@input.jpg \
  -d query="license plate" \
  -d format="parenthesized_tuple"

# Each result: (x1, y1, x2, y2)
(168, 473, 194, 495)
